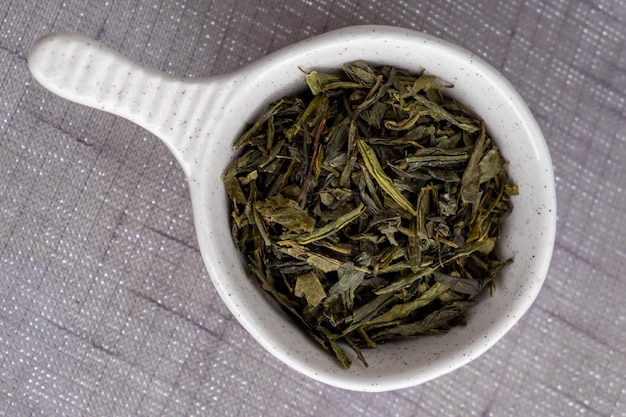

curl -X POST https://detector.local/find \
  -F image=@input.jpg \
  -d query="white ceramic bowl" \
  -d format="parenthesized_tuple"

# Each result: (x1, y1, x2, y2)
(29, 25, 556, 392)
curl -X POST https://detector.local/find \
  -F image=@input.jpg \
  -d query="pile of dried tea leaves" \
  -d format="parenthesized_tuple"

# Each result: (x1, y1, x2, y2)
(222, 61, 517, 368)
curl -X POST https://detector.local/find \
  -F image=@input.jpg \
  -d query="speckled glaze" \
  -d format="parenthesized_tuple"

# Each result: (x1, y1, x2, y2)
(28, 25, 556, 392)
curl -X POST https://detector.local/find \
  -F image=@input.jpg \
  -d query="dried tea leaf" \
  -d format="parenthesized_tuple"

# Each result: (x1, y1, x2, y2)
(278, 244, 345, 273)
(305, 70, 342, 95)
(224, 61, 515, 369)
(408, 88, 480, 134)
(433, 271, 482, 296)
(460, 124, 487, 208)
(411, 74, 451, 92)
(369, 300, 476, 341)
(478, 148, 504, 184)
(255, 194, 316, 233)
(281, 202, 365, 245)
(357, 139, 417, 216)
(324, 262, 366, 314)
(364, 282, 450, 328)
(343, 61, 379, 86)
(295, 271, 327, 307)
(224, 175, 247, 206)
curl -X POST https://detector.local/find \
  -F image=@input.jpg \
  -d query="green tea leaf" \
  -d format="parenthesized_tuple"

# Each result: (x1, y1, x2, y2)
(460, 124, 487, 208)
(224, 61, 515, 369)
(343, 61, 379, 86)
(305, 70, 342, 95)
(295, 271, 327, 307)
(254, 194, 316, 232)
(324, 262, 365, 312)
(408, 87, 480, 133)
(281, 202, 366, 245)
(433, 271, 482, 296)
(357, 139, 417, 216)
(365, 282, 450, 328)
(478, 148, 504, 184)
(369, 301, 476, 341)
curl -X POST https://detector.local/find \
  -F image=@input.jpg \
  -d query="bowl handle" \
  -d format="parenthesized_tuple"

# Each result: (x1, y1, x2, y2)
(28, 32, 224, 174)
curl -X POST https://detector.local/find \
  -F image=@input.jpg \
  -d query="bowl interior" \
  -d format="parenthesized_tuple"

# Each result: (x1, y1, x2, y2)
(190, 26, 556, 391)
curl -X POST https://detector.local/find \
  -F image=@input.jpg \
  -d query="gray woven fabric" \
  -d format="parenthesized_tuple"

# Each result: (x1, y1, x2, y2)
(1, 0, 625, 416)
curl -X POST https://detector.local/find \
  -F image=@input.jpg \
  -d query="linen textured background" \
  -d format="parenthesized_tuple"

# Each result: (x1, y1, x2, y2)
(1, 1, 625, 416)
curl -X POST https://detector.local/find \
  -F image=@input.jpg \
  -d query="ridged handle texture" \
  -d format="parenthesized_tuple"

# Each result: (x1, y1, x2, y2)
(28, 32, 224, 173)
